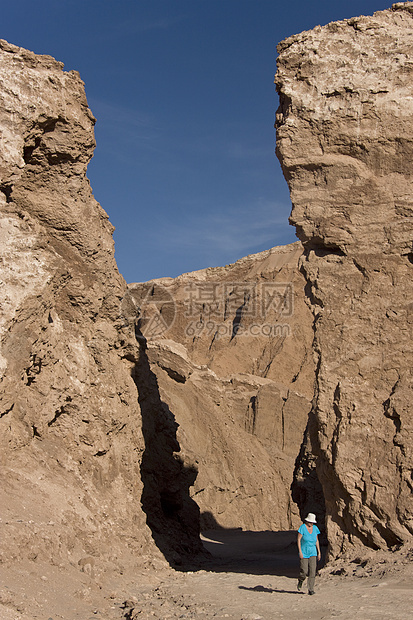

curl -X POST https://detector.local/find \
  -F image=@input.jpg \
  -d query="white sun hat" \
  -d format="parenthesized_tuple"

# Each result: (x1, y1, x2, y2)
(305, 513, 317, 523)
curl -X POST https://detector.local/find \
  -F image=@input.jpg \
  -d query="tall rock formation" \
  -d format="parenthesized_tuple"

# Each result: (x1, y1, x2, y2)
(0, 39, 202, 571)
(5, 0, 411, 578)
(0, 37, 315, 578)
(275, 2, 413, 557)
(127, 243, 316, 532)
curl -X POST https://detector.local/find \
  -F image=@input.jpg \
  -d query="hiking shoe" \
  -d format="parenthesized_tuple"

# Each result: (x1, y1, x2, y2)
(297, 580, 303, 591)
(308, 590, 315, 595)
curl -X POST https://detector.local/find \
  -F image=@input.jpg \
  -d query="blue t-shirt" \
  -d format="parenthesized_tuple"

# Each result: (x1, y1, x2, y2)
(298, 523, 320, 558)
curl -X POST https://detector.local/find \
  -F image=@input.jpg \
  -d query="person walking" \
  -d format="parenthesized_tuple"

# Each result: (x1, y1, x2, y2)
(297, 512, 321, 595)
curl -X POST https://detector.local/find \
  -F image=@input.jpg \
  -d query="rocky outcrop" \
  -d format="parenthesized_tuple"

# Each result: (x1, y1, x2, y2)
(127, 243, 316, 531)
(0, 39, 202, 571)
(6, 0, 410, 577)
(0, 37, 316, 579)
(275, 2, 413, 557)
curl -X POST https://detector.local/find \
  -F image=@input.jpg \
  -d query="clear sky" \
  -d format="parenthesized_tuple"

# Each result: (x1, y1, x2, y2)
(2, 1, 391, 282)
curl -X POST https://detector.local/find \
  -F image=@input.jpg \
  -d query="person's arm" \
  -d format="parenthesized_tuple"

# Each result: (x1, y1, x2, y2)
(297, 532, 303, 559)
(316, 535, 321, 561)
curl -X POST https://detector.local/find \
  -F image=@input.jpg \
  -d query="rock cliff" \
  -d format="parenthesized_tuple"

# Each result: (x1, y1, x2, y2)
(127, 243, 316, 531)
(0, 39, 202, 571)
(275, 2, 413, 557)
(2, 0, 411, 582)
(0, 38, 314, 578)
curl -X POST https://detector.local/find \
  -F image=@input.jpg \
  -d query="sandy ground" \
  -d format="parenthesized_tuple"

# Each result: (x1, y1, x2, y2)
(1, 530, 412, 620)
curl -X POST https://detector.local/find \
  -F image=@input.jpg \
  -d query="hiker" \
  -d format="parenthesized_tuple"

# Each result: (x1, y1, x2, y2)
(297, 512, 321, 595)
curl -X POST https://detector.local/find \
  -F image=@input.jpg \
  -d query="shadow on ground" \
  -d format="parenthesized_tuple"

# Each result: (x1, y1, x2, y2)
(239, 585, 304, 595)
(198, 528, 303, 577)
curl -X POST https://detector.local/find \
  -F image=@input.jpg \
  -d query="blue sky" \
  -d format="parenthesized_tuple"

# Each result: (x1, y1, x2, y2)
(2, 1, 391, 282)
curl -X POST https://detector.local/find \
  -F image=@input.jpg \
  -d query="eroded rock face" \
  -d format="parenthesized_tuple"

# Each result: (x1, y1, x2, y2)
(0, 40, 202, 570)
(127, 243, 316, 531)
(275, 3, 413, 557)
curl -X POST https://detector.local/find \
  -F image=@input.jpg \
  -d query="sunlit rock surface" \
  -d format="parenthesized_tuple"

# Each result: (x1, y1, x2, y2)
(128, 243, 317, 531)
(275, 2, 413, 557)
(0, 39, 202, 570)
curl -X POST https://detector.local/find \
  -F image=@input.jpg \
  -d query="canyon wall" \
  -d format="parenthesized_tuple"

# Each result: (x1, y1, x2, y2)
(3, 0, 410, 575)
(127, 243, 317, 532)
(0, 39, 202, 571)
(0, 38, 317, 578)
(0, 37, 316, 576)
(275, 2, 413, 557)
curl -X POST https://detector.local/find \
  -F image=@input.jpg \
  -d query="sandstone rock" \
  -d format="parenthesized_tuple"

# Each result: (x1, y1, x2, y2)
(275, 2, 413, 557)
(7, 0, 411, 575)
(127, 243, 316, 531)
(0, 39, 202, 570)
(0, 36, 315, 578)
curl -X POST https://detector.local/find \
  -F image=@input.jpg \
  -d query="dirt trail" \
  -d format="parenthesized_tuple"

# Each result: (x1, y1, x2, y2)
(1, 530, 412, 619)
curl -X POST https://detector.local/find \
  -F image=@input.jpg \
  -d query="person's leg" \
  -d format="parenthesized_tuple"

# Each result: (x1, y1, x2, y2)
(298, 557, 308, 590)
(307, 555, 317, 593)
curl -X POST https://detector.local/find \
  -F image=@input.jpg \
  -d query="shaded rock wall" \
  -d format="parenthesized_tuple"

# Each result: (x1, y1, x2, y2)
(0, 40, 202, 570)
(127, 244, 317, 531)
(275, 3, 413, 557)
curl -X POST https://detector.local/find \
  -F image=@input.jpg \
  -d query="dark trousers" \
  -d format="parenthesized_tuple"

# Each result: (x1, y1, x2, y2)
(299, 556, 317, 592)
